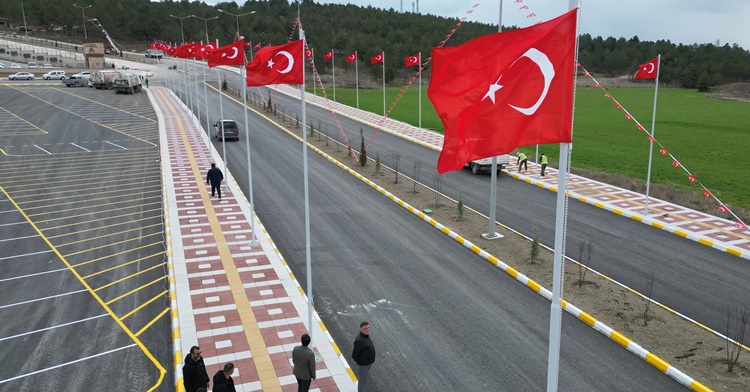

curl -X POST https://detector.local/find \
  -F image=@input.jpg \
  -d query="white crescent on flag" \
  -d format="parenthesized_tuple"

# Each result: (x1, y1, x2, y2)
(482, 47, 555, 116)
(376, 55, 382, 61)
(643, 62, 655, 73)
(227, 47, 239, 59)
(275, 51, 294, 74)
(408, 56, 417, 64)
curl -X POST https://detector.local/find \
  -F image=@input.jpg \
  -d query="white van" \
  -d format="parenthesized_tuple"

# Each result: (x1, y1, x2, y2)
(27, 62, 38, 68)
(42, 70, 66, 80)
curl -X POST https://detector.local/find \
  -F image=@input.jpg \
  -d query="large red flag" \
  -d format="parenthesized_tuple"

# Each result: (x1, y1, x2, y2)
(346, 52, 357, 63)
(245, 40, 304, 87)
(429, 9, 578, 173)
(173, 43, 201, 58)
(634, 57, 659, 79)
(207, 40, 246, 67)
(371, 52, 384, 64)
(405, 54, 419, 67)
(196, 43, 216, 61)
(324, 49, 333, 61)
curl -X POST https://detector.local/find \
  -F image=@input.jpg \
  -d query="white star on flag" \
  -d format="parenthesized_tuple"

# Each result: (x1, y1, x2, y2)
(267, 58, 275, 68)
(483, 81, 503, 104)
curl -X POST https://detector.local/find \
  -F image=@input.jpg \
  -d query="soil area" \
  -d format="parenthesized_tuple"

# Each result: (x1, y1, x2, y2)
(250, 100, 750, 390)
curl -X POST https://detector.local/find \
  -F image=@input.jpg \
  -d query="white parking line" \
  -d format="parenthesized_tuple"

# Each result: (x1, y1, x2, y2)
(0, 289, 87, 310)
(70, 143, 91, 152)
(34, 145, 52, 154)
(0, 234, 39, 243)
(105, 141, 127, 150)
(0, 267, 69, 283)
(0, 222, 25, 227)
(0, 210, 16, 214)
(0, 314, 108, 342)
(0, 249, 53, 261)
(0, 344, 136, 384)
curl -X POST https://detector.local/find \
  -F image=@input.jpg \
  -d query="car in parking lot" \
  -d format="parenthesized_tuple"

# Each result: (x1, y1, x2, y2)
(9, 63, 21, 69)
(27, 62, 38, 68)
(8, 72, 35, 80)
(42, 70, 66, 80)
(74, 71, 92, 79)
(213, 119, 239, 141)
(62, 75, 88, 87)
(0, 62, 5, 68)
(42, 64, 54, 68)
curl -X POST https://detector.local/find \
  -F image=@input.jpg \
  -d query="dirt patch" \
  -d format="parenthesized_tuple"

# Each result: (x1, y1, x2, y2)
(706, 83, 750, 103)
(244, 96, 750, 390)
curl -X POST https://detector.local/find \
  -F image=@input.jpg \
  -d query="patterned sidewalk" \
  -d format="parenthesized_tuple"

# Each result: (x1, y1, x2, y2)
(267, 84, 750, 260)
(152, 87, 357, 392)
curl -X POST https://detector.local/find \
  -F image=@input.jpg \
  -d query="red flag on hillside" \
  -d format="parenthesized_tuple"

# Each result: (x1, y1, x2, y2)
(735, 221, 747, 230)
(254, 43, 261, 49)
(245, 39, 304, 87)
(659, 147, 668, 155)
(346, 52, 357, 62)
(207, 40, 246, 67)
(197, 43, 216, 60)
(703, 189, 713, 198)
(428, 9, 578, 173)
(371, 52, 384, 64)
(405, 54, 419, 67)
(717, 205, 730, 213)
(688, 174, 697, 182)
(173, 43, 201, 58)
(305, 49, 312, 57)
(149, 43, 156, 49)
(324, 49, 333, 61)
(634, 57, 659, 79)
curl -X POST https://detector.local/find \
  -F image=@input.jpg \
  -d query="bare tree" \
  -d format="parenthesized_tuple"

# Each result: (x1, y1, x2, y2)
(433, 173, 442, 208)
(530, 224, 540, 264)
(455, 190, 464, 221)
(392, 154, 401, 184)
(412, 161, 421, 194)
(643, 272, 655, 326)
(576, 240, 594, 288)
(375, 151, 381, 173)
(359, 128, 367, 166)
(724, 305, 750, 372)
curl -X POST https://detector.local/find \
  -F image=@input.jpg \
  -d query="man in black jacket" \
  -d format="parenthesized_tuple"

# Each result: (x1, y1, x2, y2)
(352, 321, 375, 392)
(212, 362, 237, 392)
(206, 163, 224, 199)
(182, 346, 209, 392)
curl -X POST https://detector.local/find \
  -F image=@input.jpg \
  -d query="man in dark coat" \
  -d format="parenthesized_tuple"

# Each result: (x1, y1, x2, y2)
(212, 362, 237, 392)
(352, 321, 375, 392)
(292, 334, 316, 392)
(206, 162, 224, 199)
(183, 346, 209, 392)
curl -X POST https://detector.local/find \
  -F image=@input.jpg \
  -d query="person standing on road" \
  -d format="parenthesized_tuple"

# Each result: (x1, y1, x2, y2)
(352, 321, 375, 392)
(212, 362, 237, 392)
(206, 162, 224, 199)
(517, 152, 528, 172)
(293, 334, 316, 392)
(183, 346, 210, 392)
(540, 153, 548, 176)
(145, 78, 149, 88)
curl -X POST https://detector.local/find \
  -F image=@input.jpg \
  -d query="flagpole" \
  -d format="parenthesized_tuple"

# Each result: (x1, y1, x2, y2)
(300, 27, 314, 346)
(484, 0, 502, 240)
(240, 45, 259, 247)
(547, 3, 579, 392)
(217, 43, 229, 195)
(382, 51, 386, 115)
(203, 50, 211, 159)
(332, 50, 336, 102)
(355, 50, 359, 109)
(312, 49, 316, 98)
(643, 54, 661, 215)
(418, 52, 422, 129)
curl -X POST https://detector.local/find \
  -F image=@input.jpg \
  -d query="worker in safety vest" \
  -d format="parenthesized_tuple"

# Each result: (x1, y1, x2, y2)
(540, 153, 548, 176)
(517, 152, 528, 172)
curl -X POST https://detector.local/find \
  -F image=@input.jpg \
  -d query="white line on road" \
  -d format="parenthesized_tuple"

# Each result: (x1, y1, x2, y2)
(105, 141, 127, 150)
(0, 314, 108, 342)
(0, 249, 53, 261)
(34, 145, 52, 154)
(70, 143, 91, 152)
(0, 222, 25, 227)
(0, 344, 136, 384)
(0, 210, 16, 214)
(0, 267, 69, 283)
(0, 234, 39, 243)
(0, 289, 87, 310)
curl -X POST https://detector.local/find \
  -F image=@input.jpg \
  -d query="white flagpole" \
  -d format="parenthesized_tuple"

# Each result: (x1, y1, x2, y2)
(203, 49, 211, 159)
(547, 2, 579, 392)
(332, 50, 336, 102)
(300, 29, 313, 346)
(312, 49, 316, 98)
(643, 54, 661, 215)
(485, 0, 502, 240)
(355, 50, 359, 109)
(215, 39, 229, 194)
(418, 51, 422, 129)
(382, 51, 386, 115)
(241, 45, 259, 247)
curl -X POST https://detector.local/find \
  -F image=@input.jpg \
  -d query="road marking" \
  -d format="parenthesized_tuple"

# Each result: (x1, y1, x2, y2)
(121, 290, 168, 320)
(0, 221, 24, 227)
(0, 289, 88, 310)
(135, 307, 170, 337)
(0, 267, 68, 283)
(71, 143, 91, 152)
(0, 344, 136, 385)
(0, 314, 108, 342)
(0, 249, 53, 261)
(0, 234, 39, 242)
(104, 276, 165, 304)
(105, 140, 127, 150)
(34, 145, 52, 154)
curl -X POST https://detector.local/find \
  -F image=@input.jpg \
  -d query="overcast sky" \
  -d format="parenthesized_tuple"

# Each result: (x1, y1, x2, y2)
(204, 0, 750, 50)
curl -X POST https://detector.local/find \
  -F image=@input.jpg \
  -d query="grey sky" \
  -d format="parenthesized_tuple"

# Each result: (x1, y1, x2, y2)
(203, 1, 750, 50)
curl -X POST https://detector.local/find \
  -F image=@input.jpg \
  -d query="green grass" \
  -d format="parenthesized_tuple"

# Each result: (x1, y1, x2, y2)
(307, 85, 750, 208)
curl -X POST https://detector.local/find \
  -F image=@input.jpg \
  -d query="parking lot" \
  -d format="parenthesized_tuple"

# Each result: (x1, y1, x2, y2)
(0, 86, 172, 391)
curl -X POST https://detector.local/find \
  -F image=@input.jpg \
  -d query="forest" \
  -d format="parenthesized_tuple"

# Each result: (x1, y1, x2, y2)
(2, 0, 749, 90)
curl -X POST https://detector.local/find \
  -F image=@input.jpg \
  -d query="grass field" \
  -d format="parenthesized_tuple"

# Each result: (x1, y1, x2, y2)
(307, 84, 750, 209)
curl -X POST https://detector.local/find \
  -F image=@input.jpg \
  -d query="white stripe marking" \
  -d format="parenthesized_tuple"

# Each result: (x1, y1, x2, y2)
(0, 344, 136, 384)
(70, 143, 91, 152)
(0, 314, 109, 342)
(0, 222, 25, 227)
(0, 234, 39, 242)
(34, 145, 52, 154)
(0, 267, 68, 283)
(0, 249, 53, 261)
(0, 289, 88, 310)
(105, 141, 127, 150)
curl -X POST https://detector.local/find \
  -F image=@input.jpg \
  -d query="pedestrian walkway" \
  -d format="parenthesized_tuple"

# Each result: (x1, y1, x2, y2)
(151, 86, 357, 392)
(270, 84, 750, 260)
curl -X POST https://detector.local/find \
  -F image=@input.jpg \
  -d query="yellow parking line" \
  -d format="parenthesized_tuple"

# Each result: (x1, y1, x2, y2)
(93, 262, 166, 292)
(56, 87, 158, 123)
(23, 192, 161, 212)
(82, 253, 164, 280)
(33, 203, 162, 224)
(11, 170, 151, 190)
(135, 307, 170, 337)
(17, 187, 157, 205)
(0, 105, 49, 134)
(11, 179, 153, 200)
(56, 224, 163, 248)
(105, 276, 166, 305)
(71, 242, 163, 268)
(63, 232, 162, 257)
(121, 290, 169, 321)
(48, 217, 159, 239)
(42, 208, 163, 231)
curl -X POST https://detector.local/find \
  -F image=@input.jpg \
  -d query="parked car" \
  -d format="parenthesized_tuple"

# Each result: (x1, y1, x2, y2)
(0, 62, 5, 68)
(27, 62, 38, 68)
(9, 63, 21, 69)
(8, 72, 35, 80)
(62, 75, 88, 87)
(42, 70, 66, 80)
(113, 73, 142, 94)
(464, 154, 511, 175)
(213, 120, 239, 141)
(74, 71, 92, 79)
(42, 63, 54, 69)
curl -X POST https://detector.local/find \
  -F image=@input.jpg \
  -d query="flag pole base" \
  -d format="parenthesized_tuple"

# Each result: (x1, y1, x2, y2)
(482, 232, 504, 240)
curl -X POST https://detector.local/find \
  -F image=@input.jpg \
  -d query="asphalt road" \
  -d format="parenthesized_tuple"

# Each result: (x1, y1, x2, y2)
(0, 86, 172, 391)
(165, 66, 686, 390)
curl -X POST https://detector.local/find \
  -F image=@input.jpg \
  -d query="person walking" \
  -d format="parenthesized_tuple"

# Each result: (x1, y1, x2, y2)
(212, 363, 237, 392)
(540, 153, 548, 176)
(517, 152, 528, 172)
(293, 334, 316, 392)
(206, 162, 224, 199)
(352, 322, 375, 392)
(182, 346, 209, 392)
(145, 78, 149, 88)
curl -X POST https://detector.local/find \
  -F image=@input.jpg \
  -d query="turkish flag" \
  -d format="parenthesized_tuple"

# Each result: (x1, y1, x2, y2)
(149, 43, 156, 49)
(717, 205, 730, 213)
(305, 49, 312, 57)
(371, 52, 384, 64)
(245, 39, 304, 87)
(254, 43, 261, 49)
(735, 221, 747, 230)
(207, 40, 246, 67)
(635, 57, 659, 79)
(428, 9, 577, 173)
(346, 52, 357, 63)
(659, 147, 669, 155)
(405, 54, 419, 67)
(688, 174, 697, 182)
(173, 43, 201, 58)
(703, 189, 713, 198)
(197, 43, 216, 61)
(324, 49, 333, 61)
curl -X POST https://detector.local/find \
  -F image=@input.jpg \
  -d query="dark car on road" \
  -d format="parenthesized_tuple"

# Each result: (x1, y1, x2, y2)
(214, 120, 239, 141)
(62, 75, 89, 87)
